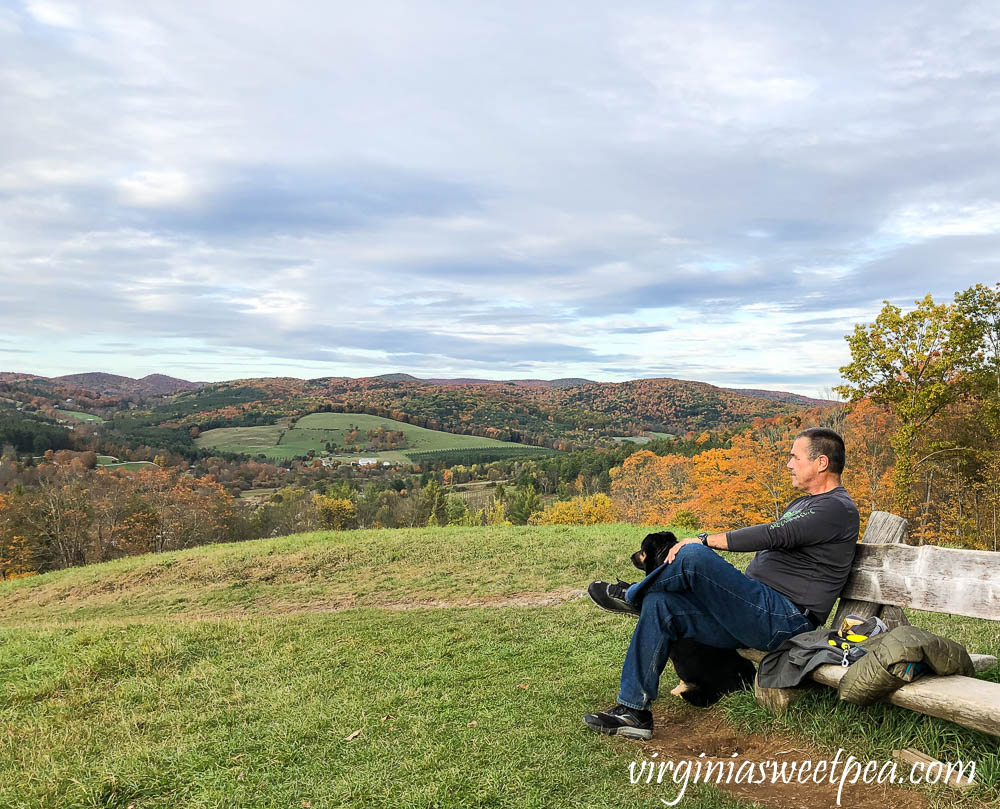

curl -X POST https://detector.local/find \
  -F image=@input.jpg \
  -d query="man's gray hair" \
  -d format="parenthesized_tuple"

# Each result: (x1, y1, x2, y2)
(795, 427, 846, 475)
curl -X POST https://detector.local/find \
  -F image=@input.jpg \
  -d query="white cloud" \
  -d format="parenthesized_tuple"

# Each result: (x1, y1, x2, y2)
(882, 201, 1000, 240)
(1, 1, 999, 385)
(116, 170, 196, 207)
(25, 1, 80, 28)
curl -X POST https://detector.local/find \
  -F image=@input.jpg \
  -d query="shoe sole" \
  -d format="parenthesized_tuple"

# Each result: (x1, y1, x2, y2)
(582, 716, 653, 740)
(589, 599, 640, 617)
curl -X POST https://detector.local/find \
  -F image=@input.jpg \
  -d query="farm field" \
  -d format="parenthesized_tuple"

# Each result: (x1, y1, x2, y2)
(0, 525, 996, 809)
(95, 455, 160, 470)
(55, 408, 104, 423)
(610, 431, 675, 444)
(193, 422, 289, 457)
(195, 412, 551, 463)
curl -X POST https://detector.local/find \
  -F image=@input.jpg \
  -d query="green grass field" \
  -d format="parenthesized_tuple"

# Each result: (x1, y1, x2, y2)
(195, 413, 547, 463)
(95, 457, 160, 471)
(0, 526, 997, 809)
(55, 408, 105, 423)
(194, 422, 289, 457)
(610, 432, 675, 445)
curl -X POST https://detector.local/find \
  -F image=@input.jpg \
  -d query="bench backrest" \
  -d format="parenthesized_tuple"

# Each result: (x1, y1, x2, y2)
(832, 511, 1000, 629)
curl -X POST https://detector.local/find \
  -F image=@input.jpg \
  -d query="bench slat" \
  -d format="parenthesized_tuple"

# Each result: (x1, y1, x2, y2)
(738, 650, 999, 735)
(841, 544, 1000, 621)
(809, 663, 1000, 738)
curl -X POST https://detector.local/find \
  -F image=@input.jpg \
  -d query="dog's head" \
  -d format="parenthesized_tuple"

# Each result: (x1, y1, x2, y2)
(631, 531, 678, 576)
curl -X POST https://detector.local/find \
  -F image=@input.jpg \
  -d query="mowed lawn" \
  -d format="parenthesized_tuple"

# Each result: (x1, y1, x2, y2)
(195, 412, 541, 463)
(0, 526, 998, 809)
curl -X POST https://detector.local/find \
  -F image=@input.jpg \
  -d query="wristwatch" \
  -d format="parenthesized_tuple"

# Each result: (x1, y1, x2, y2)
(697, 532, 709, 546)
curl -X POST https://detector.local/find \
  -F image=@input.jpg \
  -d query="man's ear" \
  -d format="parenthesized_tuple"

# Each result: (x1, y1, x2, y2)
(817, 454, 830, 472)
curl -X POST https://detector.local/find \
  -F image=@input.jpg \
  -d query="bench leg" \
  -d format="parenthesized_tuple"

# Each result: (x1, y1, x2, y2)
(753, 676, 809, 714)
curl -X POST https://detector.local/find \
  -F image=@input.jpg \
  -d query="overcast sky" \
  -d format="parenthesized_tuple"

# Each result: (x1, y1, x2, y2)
(1, 1, 998, 394)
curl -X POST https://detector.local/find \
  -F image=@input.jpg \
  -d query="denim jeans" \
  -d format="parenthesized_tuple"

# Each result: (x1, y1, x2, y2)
(617, 543, 814, 710)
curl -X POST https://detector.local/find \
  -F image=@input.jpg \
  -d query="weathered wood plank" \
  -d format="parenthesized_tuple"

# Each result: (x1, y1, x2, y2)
(840, 544, 1000, 621)
(740, 650, 998, 730)
(738, 648, 765, 663)
(877, 605, 910, 629)
(860, 510, 910, 545)
(809, 663, 1000, 737)
(832, 510, 909, 630)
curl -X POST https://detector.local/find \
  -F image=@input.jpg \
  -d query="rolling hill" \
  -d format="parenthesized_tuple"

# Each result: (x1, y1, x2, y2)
(1, 370, 839, 458)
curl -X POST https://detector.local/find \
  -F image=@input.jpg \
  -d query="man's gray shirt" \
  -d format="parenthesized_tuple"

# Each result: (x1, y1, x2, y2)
(725, 486, 860, 623)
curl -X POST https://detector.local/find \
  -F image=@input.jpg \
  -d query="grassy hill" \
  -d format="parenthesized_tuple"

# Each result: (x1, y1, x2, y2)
(0, 527, 996, 808)
(195, 412, 554, 464)
(162, 375, 831, 453)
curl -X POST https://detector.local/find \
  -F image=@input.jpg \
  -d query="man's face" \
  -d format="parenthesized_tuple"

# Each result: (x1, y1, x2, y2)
(787, 436, 827, 492)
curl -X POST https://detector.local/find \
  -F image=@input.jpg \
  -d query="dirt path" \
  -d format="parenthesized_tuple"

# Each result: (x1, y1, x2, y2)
(0, 587, 591, 627)
(261, 586, 589, 615)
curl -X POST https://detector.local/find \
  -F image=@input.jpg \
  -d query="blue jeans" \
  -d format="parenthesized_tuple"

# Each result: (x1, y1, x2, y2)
(617, 543, 813, 710)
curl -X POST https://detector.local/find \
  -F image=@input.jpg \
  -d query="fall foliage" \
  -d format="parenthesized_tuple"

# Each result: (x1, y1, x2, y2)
(0, 284, 997, 558)
(530, 493, 615, 525)
(0, 465, 232, 573)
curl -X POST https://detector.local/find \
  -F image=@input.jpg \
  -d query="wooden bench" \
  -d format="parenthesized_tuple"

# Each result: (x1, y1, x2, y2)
(739, 511, 1000, 737)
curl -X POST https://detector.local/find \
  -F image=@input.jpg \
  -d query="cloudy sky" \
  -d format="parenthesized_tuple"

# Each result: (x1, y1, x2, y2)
(1, 1, 998, 394)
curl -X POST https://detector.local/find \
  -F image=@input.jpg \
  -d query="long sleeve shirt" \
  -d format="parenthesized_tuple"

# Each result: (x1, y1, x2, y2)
(725, 486, 860, 623)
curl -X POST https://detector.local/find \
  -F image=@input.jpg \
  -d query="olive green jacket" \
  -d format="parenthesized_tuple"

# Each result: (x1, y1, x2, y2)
(838, 625, 975, 705)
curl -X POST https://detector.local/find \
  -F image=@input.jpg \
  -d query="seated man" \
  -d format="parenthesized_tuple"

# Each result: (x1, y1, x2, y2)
(584, 427, 860, 740)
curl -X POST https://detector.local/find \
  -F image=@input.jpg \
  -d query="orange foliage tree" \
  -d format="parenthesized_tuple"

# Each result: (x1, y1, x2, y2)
(840, 399, 896, 532)
(609, 450, 691, 524)
(681, 426, 798, 531)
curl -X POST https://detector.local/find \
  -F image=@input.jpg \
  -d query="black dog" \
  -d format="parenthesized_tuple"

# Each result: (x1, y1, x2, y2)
(632, 531, 756, 708)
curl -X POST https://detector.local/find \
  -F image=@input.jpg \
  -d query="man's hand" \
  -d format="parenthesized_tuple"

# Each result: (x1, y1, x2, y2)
(666, 537, 703, 564)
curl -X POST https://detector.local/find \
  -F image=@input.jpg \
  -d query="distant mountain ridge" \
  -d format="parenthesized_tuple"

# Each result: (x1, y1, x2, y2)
(1, 370, 834, 408)
(726, 387, 836, 407)
(1, 369, 840, 451)
(0, 372, 203, 397)
(54, 373, 203, 396)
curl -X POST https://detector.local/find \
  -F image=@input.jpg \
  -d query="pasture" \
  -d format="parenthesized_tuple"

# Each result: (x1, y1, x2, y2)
(195, 412, 547, 463)
(610, 431, 676, 444)
(95, 455, 161, 471)
(55, 408, 105, 423)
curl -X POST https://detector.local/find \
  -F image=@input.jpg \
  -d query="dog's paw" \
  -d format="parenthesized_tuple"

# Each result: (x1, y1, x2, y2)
(670, 681, 693, 697)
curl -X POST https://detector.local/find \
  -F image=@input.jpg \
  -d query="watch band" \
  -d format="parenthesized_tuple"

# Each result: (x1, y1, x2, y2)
(697, 532, 709, 546)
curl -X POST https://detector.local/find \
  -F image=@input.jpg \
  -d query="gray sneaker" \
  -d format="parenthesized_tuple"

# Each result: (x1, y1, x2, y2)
(583, 704, 654, 739)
